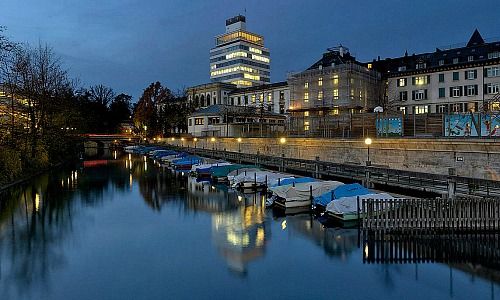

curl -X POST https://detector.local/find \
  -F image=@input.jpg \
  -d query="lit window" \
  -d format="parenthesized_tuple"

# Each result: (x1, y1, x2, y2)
(468, 55, 474, 62)
(194, 118, 204, 125)
(251, 54, 270, 63)
(333, 89, 339, 99)
(318, 77, 323, 86)
(331, 107, 339, 115)
(367, 63, 372, 69)
(225, 51, 247, 59)
(413, 76, 429, 85)
(304, 82, 309, 89)
(318, 91, 323, 100)
(491, 102, 500, 111)
(333, 75, 339, 85)
(466, 70, 476, 80)
(398, 78, 407, 87)
(414, 105, 428, 114)
(251, 95, 256, 103)
(398, 107, 406, 114)
(244, 73, 260, 81)
(304, 121, 310, 131)
(304, 92, 309, 102)
(304, 111, 309, 117)
(249, 47, 262, 54)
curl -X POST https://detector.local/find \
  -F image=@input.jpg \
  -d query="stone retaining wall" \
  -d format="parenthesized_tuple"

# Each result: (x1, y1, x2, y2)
(165, 138, 500, 181)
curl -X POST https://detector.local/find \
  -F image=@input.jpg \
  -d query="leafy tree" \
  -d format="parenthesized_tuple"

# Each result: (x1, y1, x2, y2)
(109, 93, 132, 131)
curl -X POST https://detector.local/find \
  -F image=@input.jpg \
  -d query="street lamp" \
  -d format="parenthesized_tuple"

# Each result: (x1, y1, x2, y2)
(193, 137, 198, 148)
(237, 137, 242, 152)
(181, 137, 185, 147)
(211, 137, 216, 151)
(364, 137, 372, 166)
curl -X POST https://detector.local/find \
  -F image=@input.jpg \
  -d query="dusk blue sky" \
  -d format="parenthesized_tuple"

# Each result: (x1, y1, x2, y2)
(1, 0, 499, 99)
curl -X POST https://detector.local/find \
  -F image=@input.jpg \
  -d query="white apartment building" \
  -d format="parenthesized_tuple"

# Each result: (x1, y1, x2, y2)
(209, 15, 270, 87)
(379, 30, 500, 114)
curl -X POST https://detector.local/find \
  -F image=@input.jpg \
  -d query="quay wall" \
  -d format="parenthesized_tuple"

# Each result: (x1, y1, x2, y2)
(165, 138, 500, 181)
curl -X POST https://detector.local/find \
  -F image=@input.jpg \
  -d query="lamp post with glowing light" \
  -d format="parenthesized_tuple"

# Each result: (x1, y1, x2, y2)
(181, 137, 185, 148)
(364, 137, 372, 166)
(279, 137, 286, 155)
(210, 137, 216, 151)
(237, 137, 242, 152)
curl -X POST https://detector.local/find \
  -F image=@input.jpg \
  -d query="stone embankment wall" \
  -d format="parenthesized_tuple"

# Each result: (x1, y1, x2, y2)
(166, 138, 500, 181)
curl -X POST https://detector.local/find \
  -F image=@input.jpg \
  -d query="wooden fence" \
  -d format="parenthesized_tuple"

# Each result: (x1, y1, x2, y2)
(363, 231, 500, 267)
(362, 197, 500, 232)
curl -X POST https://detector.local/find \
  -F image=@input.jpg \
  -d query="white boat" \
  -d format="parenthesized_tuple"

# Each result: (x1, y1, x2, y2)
(227, 168, 261, 184)
(190, 161, 232, 173)
(231, 171, 294, 189)
(325, 193, 394, 221)
(270, 181, 344, 210)
(124, 145, 141, 153)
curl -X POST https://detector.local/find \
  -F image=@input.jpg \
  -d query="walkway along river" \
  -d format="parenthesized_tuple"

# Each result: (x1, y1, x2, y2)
(0, 150, 498, 300)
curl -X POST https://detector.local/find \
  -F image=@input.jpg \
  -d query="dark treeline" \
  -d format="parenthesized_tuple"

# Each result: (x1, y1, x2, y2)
(0, 27, 132, 186)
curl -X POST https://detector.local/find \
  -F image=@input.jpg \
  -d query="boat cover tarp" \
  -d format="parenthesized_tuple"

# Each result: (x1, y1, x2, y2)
(313, 183, 372, 207)
(191, 162, 232, 172)
(270, 177, 316, 187)
(269, 181, 344, 202)
(172, 156, 202, 166)
(211, 165, 256, 178)
(230, 171, 294, 187)
(326, 193, 394, 215)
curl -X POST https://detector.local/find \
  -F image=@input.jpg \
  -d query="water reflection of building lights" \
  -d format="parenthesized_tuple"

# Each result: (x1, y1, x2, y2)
(143, 156, 147, 162)
(256, 227, 265, 247)
(238, 196, 243, 202)
(113, 150, 117, 160)
(128, 153, 131, 160)
(181, 172, 184, 176)
(129, 174, 133, 187)
(281, 220, 287, 230)
(211, 186, 216, 190)
(61, 179, 64, 187)
(144, 161, 148, 171)
(35, 193, 40, 212)
(364, 244, 369, 258)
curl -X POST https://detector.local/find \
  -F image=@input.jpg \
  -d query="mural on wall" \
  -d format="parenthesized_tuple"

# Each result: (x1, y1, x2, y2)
(444, 113, 500, 137)
(376, 117, 402, 137)
(482, 113, 500, 137)
(444, 114, 480, 137)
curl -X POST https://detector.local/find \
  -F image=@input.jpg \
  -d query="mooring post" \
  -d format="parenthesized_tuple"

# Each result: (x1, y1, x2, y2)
(314, 156, 320, 179)
(280, 153, 285, 172)
(447, 168, 457, 200)
(364, 166, 372, 188)
(256, 150, 260, 166)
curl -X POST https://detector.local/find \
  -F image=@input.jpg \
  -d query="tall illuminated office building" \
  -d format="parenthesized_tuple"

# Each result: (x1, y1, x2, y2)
(210, 15, 270, 87)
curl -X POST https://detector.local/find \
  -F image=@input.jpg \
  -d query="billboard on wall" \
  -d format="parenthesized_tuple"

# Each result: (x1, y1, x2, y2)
(376, 117, 402, 137)
(444, 113, 500, 137)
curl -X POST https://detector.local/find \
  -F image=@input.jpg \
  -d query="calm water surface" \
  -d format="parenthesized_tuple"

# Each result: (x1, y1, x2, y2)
(0, 152, 498, 300)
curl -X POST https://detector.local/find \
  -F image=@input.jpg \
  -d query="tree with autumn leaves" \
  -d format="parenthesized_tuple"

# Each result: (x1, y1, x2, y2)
(133, 82, 192, 138)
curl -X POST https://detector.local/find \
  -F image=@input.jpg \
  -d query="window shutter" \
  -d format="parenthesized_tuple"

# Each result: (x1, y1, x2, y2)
(484, 84, 488, 95)
(464, 86, 468, 96)
(412, 91, 416, 100)
(484, 69, 488, 78)
(449, 87, 453, 97)
(474, 70, 477, 79)
(474, 84, 478, 95)
(427, 75, 430, 83)
(464, 71, 468, 80)
(412, 77, 416, 85)
(459, 86, 463, 96)
(424, 90, 428, 99)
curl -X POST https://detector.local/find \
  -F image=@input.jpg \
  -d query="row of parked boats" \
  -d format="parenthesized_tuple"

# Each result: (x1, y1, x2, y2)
(124, 145, 395, 224)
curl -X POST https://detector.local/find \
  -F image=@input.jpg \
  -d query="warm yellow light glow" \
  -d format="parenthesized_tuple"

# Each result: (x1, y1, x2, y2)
(143, 138, 147, 141)
(281, 220, 287, 230)
(249, 47, 262, 54)
(238, 195, 243, 202)
(194, 138, 198, 142)
(35, 193, 40, 212)
(171, 137, 175, 141)
(365, 137, 372, 145)
(243, 73, 260, 81)
(129, 174, 133, 187)
(280, 137, 286, 144)
(225, 51, 247, 59)
(181, 137, 185, 141)
(128, 153, 131, 160)
(211, 137, 216, 142)
(237, 137, 242, 143)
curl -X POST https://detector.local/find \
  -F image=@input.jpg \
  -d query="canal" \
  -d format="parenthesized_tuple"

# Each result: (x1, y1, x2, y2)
(0, 151, 498, 300)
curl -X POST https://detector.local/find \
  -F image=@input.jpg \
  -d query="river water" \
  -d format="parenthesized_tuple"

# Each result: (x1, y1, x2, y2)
(0, 151, 498, 300)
